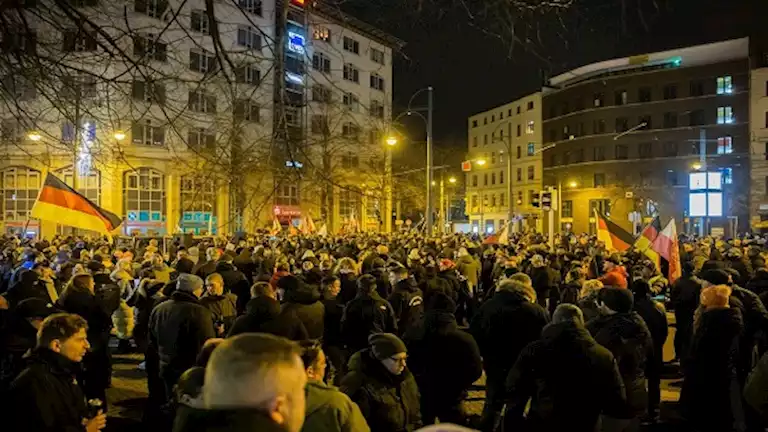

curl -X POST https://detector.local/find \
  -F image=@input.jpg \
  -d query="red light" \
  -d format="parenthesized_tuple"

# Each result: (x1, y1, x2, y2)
(461, 161, 472, 172)
(291, 0, 305, 6)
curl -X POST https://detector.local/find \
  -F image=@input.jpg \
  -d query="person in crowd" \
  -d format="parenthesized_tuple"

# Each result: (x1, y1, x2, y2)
(215, 253, 251, 314)
(0, 298, 56, 395)
(745, 349, 768, 424)
(194, 247, 220, 281)
(110, 258, 135, 353)
(176, 333, 308, 432)
(299, 340, 370, 432)
(334, 257, 359, 305)
(408, 293, 482, 426)
(455, 247, 480, 295)
(599, 255, 628, 289)
(670, 262, 703, 364)
(577, 279, 605, 321)
(321, 276, 346, 384)
(149, 274, 215, 402)
(171, 367, 206, 432)
(681, 284, 745, 432)
(200, 273, 238, 336)
(559, 267, 585, 306)
(529, 254, 556, 310)
(279, 274, 325, 340)
(586, 287, 653, 431)
(437, 258, 462, 303)
(387, 265, 424, 340)
(470, 275, 549, 432)
(504, 304, 626, 431)
(8, 313, 107, 432)
(228, 282, 308, 340)
(630, 279, 669, 423)
(341, 274, 398, 353)
(341, 333, 422, 432)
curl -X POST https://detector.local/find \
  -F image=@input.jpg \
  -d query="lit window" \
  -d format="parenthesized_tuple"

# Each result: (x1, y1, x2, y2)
(526, 120, 534, 134)
(717, 106, 733, 124)
(527, 142, 535, 156)
(722, 167, 733, 184)
(716, 76, 733, 95)
(0, 167, 41, 222)
(717, 136, 733, 154)
(313, 27, 330, 41)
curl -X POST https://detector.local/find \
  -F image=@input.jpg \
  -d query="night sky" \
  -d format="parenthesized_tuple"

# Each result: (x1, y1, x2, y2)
(340, 0, 754, 149)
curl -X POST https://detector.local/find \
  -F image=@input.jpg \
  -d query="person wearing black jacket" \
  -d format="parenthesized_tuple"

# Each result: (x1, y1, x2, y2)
(670, 263, 703, 364)
(215, 255, 251, 315)
(504, 304, 626, 432)
(193, 247, 220, 281)
(408, 293, 482, 426)
(149, 274, 215, 402)
(228, 283, 308, 340)
(9, 313, 107, 432)
(341, 274, 398, 353)
(0, 298, 56, 395)
(470, 275, 549, 432)
(279, 274, 325, 340)
(321, 276, 346, 384)
(387, 266, 424, 341)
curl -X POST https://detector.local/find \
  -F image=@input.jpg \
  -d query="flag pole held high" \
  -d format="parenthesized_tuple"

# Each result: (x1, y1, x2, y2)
(31, 173, 122, 236)
(594, 209, 634, 252)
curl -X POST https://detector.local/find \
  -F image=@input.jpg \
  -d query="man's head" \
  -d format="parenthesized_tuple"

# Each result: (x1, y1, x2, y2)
(357, 274, 378, 296)
(175, 366, 206, 408)
(369, 333, 407, 375)
(37, 313, 90, 362)
(204, 334, 306, 432)
(206, 247, 221, 262)
(299, 340, 326, 382)
(700, 268, 731, 288)
(251, 281, 277, 300)
(322, 276, 340, 298)
(177, 274, 205, 298)
(17, 298, 56, 329)
(70, 273, 95, 294)
(598, 287, 634, 315)
(552, 303, 585, 326)
(498, 274, 536, 303)
(206, 273, 225, 296)
(603, 254, 621, 272)
(388, 265, 408, 285)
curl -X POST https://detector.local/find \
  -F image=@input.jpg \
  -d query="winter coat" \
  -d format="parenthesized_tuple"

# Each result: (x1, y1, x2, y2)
(3, 271, 53, 307)
(456, 255, 480, 289)
(504, 322, 626, 432)
(148, 290, 215, 376)
(577, 293, 602, 322)
(745, 350, 768, 425)
(407, 309, 482, 406)
(559, 281, 581, 305)
(8, 348, 89, 432)
(387, 279, 424, 340)
(727, 258, 752, 287)
(282, 283, 325, 340)
(586, 312, 653, 418)
(233, 249, 255, 284)
(730, 286, 768, 380)
(193, 260, 217, 281)
(437, 269, 462, 302)
(670, 275, 702, 361)
(302, 379, 371, 432)
(228, 296, 308, 340)
(173, 407, 287, 432)
(746, 270, 768, 297)
(56, 287, 112, 353)
(341, 350, 422, 432)
(599, 266, 628, 289)
(681, 307, 745, 432)
(199, 293, 238, 334)
(337, 273, 358, 305)
(530, 266, 558, 304)
(633, 295, 669, 377)
(470, 289, 550, 379)
(370, 268, 393, 299)
(323, 295, 345, 347)
(215, 262, 250, 314)
(342, 290, 398, 353)
(0, 312, 38, 392)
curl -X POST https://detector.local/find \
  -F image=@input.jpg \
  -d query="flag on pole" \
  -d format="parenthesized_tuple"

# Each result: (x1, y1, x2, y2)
(304, 215, 316, 234)
(270, 217, 281, 235)
(31, 173, 121, 236)
(317, 223, 328, 237)
(652, 219, 681, 283)
(634, 216, 662, 269)
(498, 222, 510, 246)
(594, 209, 634, 252)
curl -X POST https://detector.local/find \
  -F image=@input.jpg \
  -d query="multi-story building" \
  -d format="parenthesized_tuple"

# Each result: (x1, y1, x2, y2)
(542, 38, 750, 235)
(0, 0, 400, 237)
(749, 39, 768, 231)
(466, 93, 542, 234)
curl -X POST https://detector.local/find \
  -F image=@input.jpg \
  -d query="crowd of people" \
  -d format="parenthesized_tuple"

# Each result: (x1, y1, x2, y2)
(3, 230, 768, 431)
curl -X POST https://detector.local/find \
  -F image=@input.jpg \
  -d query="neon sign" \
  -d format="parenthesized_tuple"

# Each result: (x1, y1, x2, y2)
(288, 31, 305, 55)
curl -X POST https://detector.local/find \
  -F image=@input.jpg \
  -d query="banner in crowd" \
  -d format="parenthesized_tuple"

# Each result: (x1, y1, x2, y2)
(594, 210, 634, 252)
(635, 216, 662, 270)
(653, 218, 681, 283)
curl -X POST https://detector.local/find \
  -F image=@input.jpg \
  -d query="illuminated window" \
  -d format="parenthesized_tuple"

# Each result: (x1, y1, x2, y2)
(343, 92, 359, 111)
(527, 142, 535, 155)
(339, 188, 360, 219)
(239, 0, 261, 15)
(717, 136, 733, 154)
(717, 106, 734, 124)
(716, 76, 733, 95)
(124, 168, 165, 223)
(527, 166, 534, 180)
(313, 27, 330, 41)
(722, 168, 733, 184)
(180, 175, 216, 217)
(526, 120, 534, 134)
(0, 167, 40, 221)
(131, 119, 165, 146)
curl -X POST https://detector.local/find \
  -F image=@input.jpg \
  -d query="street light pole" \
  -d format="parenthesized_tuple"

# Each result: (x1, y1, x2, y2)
(506, 142, 513, 231)
(426, 86, 434, 236)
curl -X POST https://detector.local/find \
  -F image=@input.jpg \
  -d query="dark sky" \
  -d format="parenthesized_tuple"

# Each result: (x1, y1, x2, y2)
(340, 0, 754, 149)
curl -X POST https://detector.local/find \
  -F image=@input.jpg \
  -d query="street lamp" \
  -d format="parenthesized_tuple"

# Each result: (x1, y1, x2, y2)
(386, 136, 398, 146)
(449, 177, 457, 184)
(569, 181, 578, 188)
(114, 131, 126, 141)
(475, 159, 487, 166)
(27, 131, 42, 141)
(691, 162, 703, 170)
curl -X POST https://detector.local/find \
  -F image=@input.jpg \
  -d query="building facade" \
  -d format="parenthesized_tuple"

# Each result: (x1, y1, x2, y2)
(541, 38, 750, 236)
(466, 93, 543, 233)
(0, 0, 399, 237)
(749, 37, 768, 231)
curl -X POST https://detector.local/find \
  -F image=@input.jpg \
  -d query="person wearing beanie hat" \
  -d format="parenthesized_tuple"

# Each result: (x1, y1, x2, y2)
(599, 254, 628, 289)
(341, 333, 422, 431)
(586, 287, 653, 426)
(340, 275, 398, 353)
(280, 274, 325, 340)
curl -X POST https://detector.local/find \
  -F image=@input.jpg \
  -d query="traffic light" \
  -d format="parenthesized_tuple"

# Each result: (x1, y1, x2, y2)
(532, 193, 540, 208)
(541, 190, 552, 211)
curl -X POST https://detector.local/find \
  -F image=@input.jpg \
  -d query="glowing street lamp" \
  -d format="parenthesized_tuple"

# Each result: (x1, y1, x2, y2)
(386, 136, 398, 146)
(113, 131, 126, 141)
(27, 131, 42, 141)
(475, 159, 487, 166)
(691, 162, 703, 171)
(569, 181, 578, 188)
(449, 177, 457, 184)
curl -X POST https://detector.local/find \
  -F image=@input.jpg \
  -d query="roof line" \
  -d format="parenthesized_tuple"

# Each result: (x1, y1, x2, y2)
(311, 2, 406, 50)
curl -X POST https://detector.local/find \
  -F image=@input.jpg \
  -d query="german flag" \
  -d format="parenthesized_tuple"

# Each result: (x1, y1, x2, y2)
(635, 216, 662, 269)
(31, 173, 122, 235)
(594, 209, 634, 252)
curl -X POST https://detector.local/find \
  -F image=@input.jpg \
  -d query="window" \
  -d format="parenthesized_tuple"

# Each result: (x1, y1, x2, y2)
(471, 195, 478, 208)
(516, 124, 521, 137)
(0, 167, 40, 222)
(593, 93, 604, 107)
(188, 90, 216, 113)
(371, 47, 385, 65)
(343, 36, 359, 54)
(615, 144, 628, 160)
(234, 64, 260, 85)
(490, 195, 496, 207)
(370, 73, 385, 91)
(562, 125, 570, 140)
(310, 115, 328, 135)
(131, 120, 165, 146)
(723, 167, 733, 185)
(131, 79, 166, 105)
(526, 121, 534, 134)
(484, 118, 487, 125)
(62, 28, 97, 52)
(237, 26, 261, 50)
(516, 168, 522, 182)
(483, 174, 488, 186)
(638, 87, 652, 103)
(663, 112, 678, 128)
(134, 0, 167, 19)
(615, 90, 627, 105)
(370, 100, 384, 119)
(343, 63, 359, 83)
(639, 142, 652, 158)
(500, 171, 504, 184)
(191, 9, 209, 34)
(665, 170, 678, 186)
(186, 128, 215, 151)
(491, 152, 496, 164)
(337, 187, 360, 218)
(312, 84, 331, 103)
(1, 119, 23, 144)
(312, 52, 331, 73)
(123, 168, 165, 224)
(663, 142, 678, 157)
(589, 199, 611, 217)
(517, 106, 521, 114)
(313, 27, 330, 41)
(179, 176, 216, 231)
(1, 29, 37, 54)
(593, 119, 606, 134)
(594, 173, 605, 187)
(639, 115, 652, 129)
(689, 109, 705, 126)
(690, 81, 704, 97)
(717, 106, 734, 124)
(189, 50, 217, 73)
(528, 190, 537, 205)
(483, 135, 488, 145)
(663, 84, 678, 100)
(472, 136, 477, 147)
(573, 148, 584, 163)
(561, 200, 573, 218)
(716, 76, 733, 95)
(527, 142, 535, 156)
(58, 168, 100, 205)
(593, 146, 605, 161)
(133, 35, 167, 61)
(238, 0, 261, 15)
(527, 166, 534, 180)
(342, 122, 360, 139)
(516, 146, 521, 159)
(527, 101, 534, 110)
(472, 120, 478, 128)
(765, 142, 768, 160)
(233, 99, 259, 122)
(615, 117, 629, 132)
(2, 76, 36, 101)
(717, 136, 733, 154)
(491, 173, 496, 185)
(491, 115, 495, 123)
(340, 154, 359, 169)
(472, 175, 477, 187)
(500, 193, 505, 207)
(517, 191, 523, 204)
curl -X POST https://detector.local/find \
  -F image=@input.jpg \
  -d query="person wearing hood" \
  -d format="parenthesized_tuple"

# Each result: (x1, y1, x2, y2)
(504, 304, 626, 432)
(341, 333, 422, 432)
(215, 254, 250, 315)
(279, 274, 325, 340)
(2, 266, 54, 307)
(299, 340, 370, 432)
(670, 262, 703, 364)
(200, 273, 238, 336)
(586, 287, 653, 430)
(599, 255, 628, 289)
(341, 275, 398, 354)
(321, 276, 346, 384)
(455, 247, 480, 293)
(470, 275, 549, 432)
(529, 254, 559, 309)
(407, 293, 482, 426)
(149, 274, 215, 403)
(228, 282, 308, 340)
(233, 247, 255, 284)
(681, 284, 745, 432)
(387, 265, 424, 341)
(0, 298, 56, 395)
